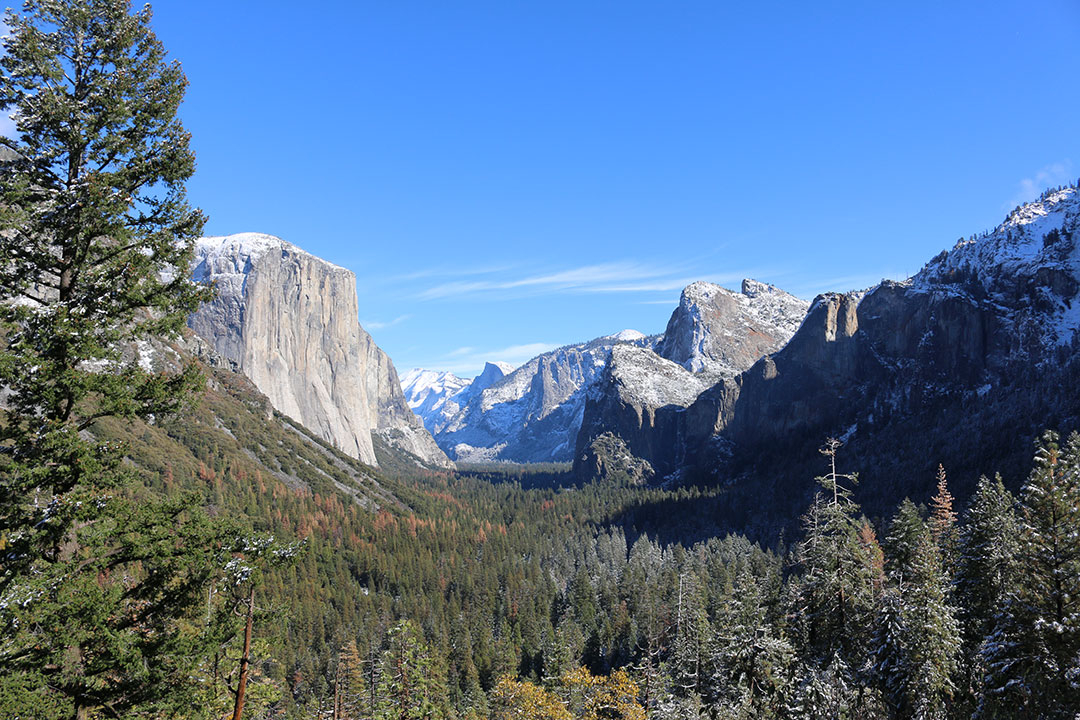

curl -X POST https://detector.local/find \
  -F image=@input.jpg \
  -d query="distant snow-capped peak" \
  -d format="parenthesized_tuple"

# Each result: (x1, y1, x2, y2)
(400, 368, 471, 423)
(401, 368, 468, 403)
(606, 329, 647, 342)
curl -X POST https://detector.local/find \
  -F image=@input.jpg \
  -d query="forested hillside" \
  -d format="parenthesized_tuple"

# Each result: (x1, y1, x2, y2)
(83, 363, 1080, 719)
(1, 2, 1078, 719)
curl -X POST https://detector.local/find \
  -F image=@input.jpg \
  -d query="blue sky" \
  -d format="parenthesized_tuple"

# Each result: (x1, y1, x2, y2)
(142, 1, 1079, 377)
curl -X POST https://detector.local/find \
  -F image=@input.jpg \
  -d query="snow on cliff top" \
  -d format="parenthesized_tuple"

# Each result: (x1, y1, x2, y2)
(608, 344, 708, 408)
(606, 329, 647, 342)
(680, 280, 808, 336)
(912, 184, 1080, 345)
(915, 186, 1079, 289)
(401, 368, 468, 399)
(195, 233, 349, 273)
(483, 361, 517, 377)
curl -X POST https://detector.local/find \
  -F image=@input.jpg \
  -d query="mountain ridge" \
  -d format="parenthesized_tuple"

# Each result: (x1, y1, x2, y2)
(590, 183, 1080, 529)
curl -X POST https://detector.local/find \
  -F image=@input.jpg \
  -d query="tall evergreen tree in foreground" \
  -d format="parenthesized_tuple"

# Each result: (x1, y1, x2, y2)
(979, 431, 1080, 718)
(793, 439, 880, 704)
(954, 473, 1018, 715)
(874, 500, 960, 719)
(0, 1, 218, 717)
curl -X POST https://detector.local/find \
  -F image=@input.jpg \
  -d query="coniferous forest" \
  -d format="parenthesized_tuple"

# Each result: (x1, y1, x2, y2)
(2, 2, 1080, 719)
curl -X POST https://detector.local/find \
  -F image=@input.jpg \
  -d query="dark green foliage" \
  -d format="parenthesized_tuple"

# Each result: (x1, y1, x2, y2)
(978, 431, 1080, 718)
(0, 1, 224, 716)
(376, 620, 449, 720)
(954, 473, 1018, 714)
(874, 502, 960, 719)
(707, 566, 796, 717)
(74, 351, 1080, 720)
(793, 441, 880, 676)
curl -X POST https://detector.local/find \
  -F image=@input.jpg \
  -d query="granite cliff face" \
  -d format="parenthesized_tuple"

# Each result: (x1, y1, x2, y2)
(417, 281, 807, 468)
(573, 281, 808, 480)
(575, 344, 711, 482)
(190, 234, 451, 469)
(656, 279, 809, 377)
(602, 186, 1080, 529)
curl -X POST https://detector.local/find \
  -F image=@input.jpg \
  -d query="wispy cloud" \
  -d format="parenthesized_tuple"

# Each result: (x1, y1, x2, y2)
(1007, 161, 1074, 209)
(447, 346, 476, 357)
(414, 260, 766, 301)
(392, 263, 519, 282)
(361, 314, 411, 331)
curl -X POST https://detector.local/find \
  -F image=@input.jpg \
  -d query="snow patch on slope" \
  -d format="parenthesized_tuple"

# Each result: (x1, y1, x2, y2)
(434, 332, 654, 463)
(400, 369, 470, 422)
(608, 344, 709, 408)
(913, 185, 1080, 347)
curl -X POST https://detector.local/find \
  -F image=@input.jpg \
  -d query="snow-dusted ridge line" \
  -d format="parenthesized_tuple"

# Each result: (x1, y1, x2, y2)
(908, 184, 1080, 347)
(195, 233, 351, 274)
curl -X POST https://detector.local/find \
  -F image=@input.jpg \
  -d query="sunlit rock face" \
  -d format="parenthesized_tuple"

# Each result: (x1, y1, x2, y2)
(190, 233, 450, 469)
(574, 279, 808, 481)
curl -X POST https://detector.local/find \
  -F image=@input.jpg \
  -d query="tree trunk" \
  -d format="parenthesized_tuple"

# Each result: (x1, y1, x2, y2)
(231, 584, 255, 720)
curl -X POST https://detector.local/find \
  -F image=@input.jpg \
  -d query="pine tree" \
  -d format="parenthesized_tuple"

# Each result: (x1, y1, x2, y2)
(223, 534, 303, 720)
(954, 474, 1018, 715)
(668, 570, 710, 703)
(795, 440, 879, 678)
(874, 506, 960, 719)
(789, 652, 863, 720)
(0, 1, 217, 717)
(979, 431, 1080, 718)
(928, 465, 959, 578)
(883, 499, 926, 583)
(708, 566, 795, 719)
(623, 536, 670, 714)
(337, 640, 367, 720)
(376, 620, 448, 720)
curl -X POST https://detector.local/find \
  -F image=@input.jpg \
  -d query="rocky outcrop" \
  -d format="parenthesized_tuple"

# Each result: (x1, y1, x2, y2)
(657, 280, 808, 377)
(617, 186, 1080, 530)
(190, 234, 451, 469)
(574, 344, 710, 479)
(573, 281, 808, 481)
(442, 281, 807, 470)
(577, 432, 656, 486)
